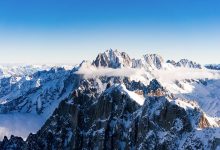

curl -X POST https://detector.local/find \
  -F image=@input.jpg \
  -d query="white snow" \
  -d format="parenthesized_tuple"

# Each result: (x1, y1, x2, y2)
(203, 114, 219, 127)
(0, 66, 74, 140)
(105, 84, 145, 105)
(171, 99, 197, 110)
(78, 60, 220, 119)
(108, 84, 145, 105)
(0, 64, 74, 79)
(151, 68, 220, 118)
(120, 84, 145, 105)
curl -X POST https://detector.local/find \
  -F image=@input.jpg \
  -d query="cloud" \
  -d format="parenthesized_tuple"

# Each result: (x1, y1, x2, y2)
(151, 68, 220, 82)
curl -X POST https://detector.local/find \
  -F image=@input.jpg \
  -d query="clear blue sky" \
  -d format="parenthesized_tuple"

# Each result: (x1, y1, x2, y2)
(0, 0, 220, 64)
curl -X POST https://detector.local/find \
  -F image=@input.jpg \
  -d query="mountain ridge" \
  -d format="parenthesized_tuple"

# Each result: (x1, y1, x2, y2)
(91, 49, 203, 70)
(0, 49, 219, 149)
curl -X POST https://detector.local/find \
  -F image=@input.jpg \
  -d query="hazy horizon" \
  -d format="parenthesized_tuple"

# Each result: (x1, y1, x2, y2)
(0, 0, 220, 64)
(0, 48, 218, 66)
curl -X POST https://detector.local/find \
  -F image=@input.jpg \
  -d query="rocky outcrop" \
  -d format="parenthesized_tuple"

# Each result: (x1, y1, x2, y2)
(92, 49, 132, 68)
(198, 113, 211, 128)
(167, 59, 202, 69)
(90, 49, 204, 70)
(146, 79, 167, 96)
(143, 54, 164, 69)
(92, 49, 166, 70)
(205, 64, 220, 70)
(131, 54, 164, 70)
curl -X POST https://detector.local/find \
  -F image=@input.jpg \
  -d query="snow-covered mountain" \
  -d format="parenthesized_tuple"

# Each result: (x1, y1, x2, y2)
(92, 49, 202, 70)
(0, 64, 75, 139)
(92, 49, 133, 68)
(167, 59, 202, 69)
(205, 64, 220, 70)
(0, 49, 220, 149)
(0, 64, 52, 79)
(0, 64, 74, 79)
(91, 49, 165, 70)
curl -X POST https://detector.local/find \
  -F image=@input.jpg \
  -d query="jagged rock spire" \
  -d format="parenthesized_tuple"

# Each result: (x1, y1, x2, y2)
(92, 49, 132, 68)
(167, 59, 202, 69)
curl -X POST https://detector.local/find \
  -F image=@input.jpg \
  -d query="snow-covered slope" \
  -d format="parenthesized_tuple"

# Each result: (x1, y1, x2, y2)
(0, 64, 74, 79)
(150, 68, 220, 117)
(0, 64, 50, 79)
(0, 66, 76, 139)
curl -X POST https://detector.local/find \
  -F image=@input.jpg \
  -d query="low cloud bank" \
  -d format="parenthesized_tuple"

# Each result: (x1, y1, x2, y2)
(76, 65, 220, 83)
(152, 68, 220, 82)
(76, 66, 149, 82)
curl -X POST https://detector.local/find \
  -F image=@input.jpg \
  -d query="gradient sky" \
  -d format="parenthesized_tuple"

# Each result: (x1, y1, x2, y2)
(0, 0, 220, 64)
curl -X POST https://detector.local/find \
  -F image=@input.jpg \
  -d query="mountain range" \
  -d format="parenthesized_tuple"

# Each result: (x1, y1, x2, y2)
(0, 49, 219, 149)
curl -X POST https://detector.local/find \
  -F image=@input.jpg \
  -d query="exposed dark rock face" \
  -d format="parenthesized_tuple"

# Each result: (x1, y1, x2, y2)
(198, 113, 211, 128)
(0, 136, 25, 150)
(205, 64, 220, 70)
(146, 79, 167, 96)
(212, 138, 220, 150)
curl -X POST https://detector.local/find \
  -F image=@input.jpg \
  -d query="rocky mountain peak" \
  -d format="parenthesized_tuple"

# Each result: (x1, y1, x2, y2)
(143, 54, 164, 69)
(146, 79, 167, 96)
(90, 50, 203, 70)
(205, 64, 220, 70)
(92, 49, 132, 68)
(178, 59, 202, 69)
(78, 60, 92, 69)
(167, 59, 202, 69)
